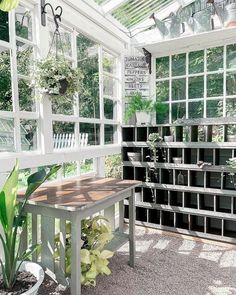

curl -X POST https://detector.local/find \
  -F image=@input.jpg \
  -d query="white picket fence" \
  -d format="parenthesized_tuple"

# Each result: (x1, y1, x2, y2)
(53, 133, 88, 149)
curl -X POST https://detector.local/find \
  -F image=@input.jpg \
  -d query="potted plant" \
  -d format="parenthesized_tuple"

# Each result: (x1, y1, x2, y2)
(0, 161, 61, 294)
(0, 0, 19, 12)
(54, 215, 114, 287)
(227, 125, 236, 142)
(33, 56, 83, 103)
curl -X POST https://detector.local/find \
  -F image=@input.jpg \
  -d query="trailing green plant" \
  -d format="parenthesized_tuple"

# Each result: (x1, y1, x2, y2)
(0, 0, 19, 12)
(125, 92, 168, 123)
(54, 215, 114, 287)
(0, 161, 61, 291)
(33, 56, 83, 103)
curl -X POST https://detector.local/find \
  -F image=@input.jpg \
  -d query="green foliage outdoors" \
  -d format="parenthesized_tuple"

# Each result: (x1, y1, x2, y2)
(0, 0, 19, 12)
(54, 216, 114, 287)
(0, 161, 61, 290)
(105, 154, 122, 179)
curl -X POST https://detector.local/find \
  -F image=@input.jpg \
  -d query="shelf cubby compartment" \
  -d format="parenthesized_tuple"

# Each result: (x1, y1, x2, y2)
(190, 215, 204, 233)
(199, 149, 213, 163)
(148, 209, 161, 224)
(162, 126, 171, 137)
(136, 207, 147, 222)
(148, 126, 160, 135)
(199, 194, 214, 211)
(123, 167, 134, 180)
(123, 147, 142, 161)
(161, 169, 173, 185)
(136, 127, 147, 141)
(135, 167, 146, 181)
(215, 149, 233, 165)
(206, 217, 222, 236)
(212, 125, 224, 143)
(161, 211, 174, 227)
(124, 205, 129, 219)
(223, 172, 235, 191)
(190, 171, 204, 187)
(143, 187, 155, 203)
(176, 213, 189, 230)
(224, 220, 236, 238)
(122, 127, 135, 142)
(170, 148, 182, 163)
(135, 187, 142, 202)
(175, 170, 188, 186)
(206, 172, 222, 189)
(190, 126, 198, 142)
(170, 191, 183, 207)
(198, 125, 206, 142)
(143, 147, 151, 162)
(184, 149, 197, 164)
(184, 192, 198, 209)
(175, 126, 183, 142)
(216, 195, 232, 213)
(156, 189, 168, 205)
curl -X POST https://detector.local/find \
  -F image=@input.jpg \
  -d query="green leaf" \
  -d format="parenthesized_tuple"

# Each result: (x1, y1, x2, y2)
(2, 161, 19, 231)
(0, 192, 8, 230)
(100, 250, 114, 260)
(81, 249, 91, 265)
(0, 0, 19, 11)
(20, 244, 40, 261)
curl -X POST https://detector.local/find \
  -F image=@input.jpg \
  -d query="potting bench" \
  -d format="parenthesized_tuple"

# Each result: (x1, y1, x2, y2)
(18, 177, 140, 295)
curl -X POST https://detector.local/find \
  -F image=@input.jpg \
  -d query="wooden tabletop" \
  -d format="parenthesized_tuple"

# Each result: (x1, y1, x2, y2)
(18, 177, 140, 211)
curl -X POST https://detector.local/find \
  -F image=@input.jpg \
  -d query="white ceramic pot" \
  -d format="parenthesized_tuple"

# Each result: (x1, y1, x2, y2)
(135, 112, 152, 125)
(127, 152, 141, 162)
(173, 157, 182, 164)
(135, 192, 142, 202)
(18, 261, 44, 295)
(164, 135, 174, 142)
(227, 135, 236, 142)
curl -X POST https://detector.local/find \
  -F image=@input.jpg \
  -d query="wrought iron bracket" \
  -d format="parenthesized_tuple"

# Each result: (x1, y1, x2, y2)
(142, 48, 152, 74)
(41, 0, 63, 29)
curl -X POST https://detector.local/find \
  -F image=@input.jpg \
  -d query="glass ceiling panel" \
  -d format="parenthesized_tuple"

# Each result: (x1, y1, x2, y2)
(94, 0, 109, 5)
(112, 0, 174, 29)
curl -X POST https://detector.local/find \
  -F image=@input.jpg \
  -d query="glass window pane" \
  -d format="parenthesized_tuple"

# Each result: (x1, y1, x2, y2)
(189, 101, 204, 119)
(207, 74, 223, 97)
(156, 56, 169, 79)
(81, 159, 94, 174)
(189, 76, 204, 99)
(172, 53, 186, 76)
(77, 34, 100, 119)
(156, 81, 169, 102)
(80, 123, 100, 146)
(0, 11, 9, 42)
(0, 50, 12, 111)
(226, 98, 236, 117)
(103, 51, 116, 74)
(206, 99, 223, 118)
(226, 72, 236, 96)
(15, 5, 32, 41)
(16, 41, 33, 76)
(63, 162, 77, 178)
(172, 102, 186, 122)
(52, 100, 74, 116)
(189, 50, 204, 74)
(53, 121, 75, 149)
(103, 76, 117, 98)
(105, 125, 117, 144)
(49, 22, 72, 57)
(227, 44, 236, 69)
(104, 98, 116, 120)
(207, 47, 224, 72)
(18, 79, 36, 112)
(172, 79, 186, 101)
(20, 119, 38, 151)
(156, 104, 169, 124)
(0, 118, 15, 152)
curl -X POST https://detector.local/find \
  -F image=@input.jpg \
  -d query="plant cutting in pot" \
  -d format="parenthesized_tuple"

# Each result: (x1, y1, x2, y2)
(33, 56, 83, 103)
(0, 0, 19, 12)
(0, 161, 61, 295)
(54, 215, 114, 287)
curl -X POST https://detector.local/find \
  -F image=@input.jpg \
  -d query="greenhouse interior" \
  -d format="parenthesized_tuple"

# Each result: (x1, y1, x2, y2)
(0, 0, 236, 294)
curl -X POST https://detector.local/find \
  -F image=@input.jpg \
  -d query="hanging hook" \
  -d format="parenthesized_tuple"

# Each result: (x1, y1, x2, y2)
(41, 0, 63, 28)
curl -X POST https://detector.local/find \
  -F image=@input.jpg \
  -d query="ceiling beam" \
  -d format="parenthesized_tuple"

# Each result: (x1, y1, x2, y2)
(102, 0, 129, 14)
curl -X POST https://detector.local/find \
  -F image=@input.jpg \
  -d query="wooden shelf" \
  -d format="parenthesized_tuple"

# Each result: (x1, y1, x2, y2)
(123, 142, 236, 149)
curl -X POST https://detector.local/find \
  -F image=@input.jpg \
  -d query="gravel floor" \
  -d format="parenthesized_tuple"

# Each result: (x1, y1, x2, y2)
(38, 226, 236, 295)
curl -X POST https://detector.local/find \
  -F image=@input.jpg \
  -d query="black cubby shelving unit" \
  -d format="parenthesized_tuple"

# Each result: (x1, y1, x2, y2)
(122, 117, 236, 243)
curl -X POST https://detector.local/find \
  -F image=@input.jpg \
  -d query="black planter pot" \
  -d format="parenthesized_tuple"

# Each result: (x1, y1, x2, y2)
(59, 78, 69, 95)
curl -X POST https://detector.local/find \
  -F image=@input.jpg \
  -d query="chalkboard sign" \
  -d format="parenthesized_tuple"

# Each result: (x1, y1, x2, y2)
(124, 56, 150, 97)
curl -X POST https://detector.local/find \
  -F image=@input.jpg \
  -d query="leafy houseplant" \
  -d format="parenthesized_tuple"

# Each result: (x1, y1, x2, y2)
(0, 0, 19, 12)
(227, 125, 236, 142)
(226, 157, 236, 190)
(0, 161, 61, 293)
(33, 56, 83, 103)
(54, 215, 114, 287)
(125, 92, 168, 125)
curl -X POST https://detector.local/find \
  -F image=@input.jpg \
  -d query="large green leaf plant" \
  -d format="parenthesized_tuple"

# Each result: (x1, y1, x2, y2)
(0, 161, 61, 290)
(0, 0, 19, 12)
(54, 215, 114, 287)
